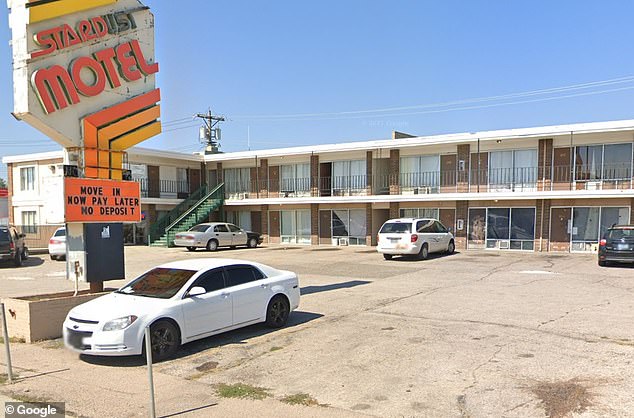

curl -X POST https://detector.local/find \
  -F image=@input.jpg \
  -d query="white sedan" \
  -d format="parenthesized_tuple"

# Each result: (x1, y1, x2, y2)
(63, 259, 300, 361)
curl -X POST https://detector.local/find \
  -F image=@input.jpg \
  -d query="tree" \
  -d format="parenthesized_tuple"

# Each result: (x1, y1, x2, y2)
(0, 178, 6, 189)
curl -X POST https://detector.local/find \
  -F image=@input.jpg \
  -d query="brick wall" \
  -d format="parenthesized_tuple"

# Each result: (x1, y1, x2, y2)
(259, 158, 269, 197)
(389, 149, 400, 194)
(389, 202, 399, 219)
(310, 155, 319, 197)
(260, 205, 269, 243)
(534, 199, 551, 251)
(457, 144, 470, 192)
(366, 203, 373, 245)
(366, 151, 373, 195)
(538, 139, 553, 191)
(631, 198, 634, 224)
(455, 200, 469, 249)
(311, 204, 319, 245)
(269, 210, 280, 244)
(216, 162, 223, 184)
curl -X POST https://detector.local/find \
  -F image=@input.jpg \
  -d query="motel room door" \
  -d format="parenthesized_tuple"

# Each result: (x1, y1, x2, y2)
(549, 207, 571, 252)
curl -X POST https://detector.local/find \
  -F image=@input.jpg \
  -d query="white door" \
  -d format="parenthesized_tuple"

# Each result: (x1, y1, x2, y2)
(228, 224, 247, 246)
(225, 265, 270, 326)
(212, 224, 233, 246)
(434, 221, 451, 251)
(180, 269, 232, 339)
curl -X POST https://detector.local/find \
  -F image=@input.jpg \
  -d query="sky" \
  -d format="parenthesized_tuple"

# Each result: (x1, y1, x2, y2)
(3, 0, 634, 181)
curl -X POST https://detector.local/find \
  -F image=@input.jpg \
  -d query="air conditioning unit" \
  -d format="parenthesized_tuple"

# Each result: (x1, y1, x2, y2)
(413, 187, 432, 194)
(338, 238, 349, 246)
(499, 240, 510, 250)
(586, 181, 601, 190)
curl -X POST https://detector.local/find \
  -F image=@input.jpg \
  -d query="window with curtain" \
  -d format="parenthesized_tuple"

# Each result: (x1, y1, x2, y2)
(330, 209, 366, 245)
(399, 155, 439, 190)
(223, 168, 251, 196)
(280, 210, 310, 244)
(20, 167, 35, 191)
(21, 211, 37, 233)
(400, 208, 440, 219)
(599, 207, 629, 237)
(571, 207, 600, 251)
(575, 145, 603, 181)
(332, 160, 366, 193)
(177, 168, 188, 193)
(484, 207, 535, 250)
(227, 211, 252, 231)
(280, 163, 310, 195)
(489, 150, 537, 190)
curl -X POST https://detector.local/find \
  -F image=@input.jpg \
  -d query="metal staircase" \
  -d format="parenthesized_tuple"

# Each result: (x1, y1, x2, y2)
(149, 183, 224, 247)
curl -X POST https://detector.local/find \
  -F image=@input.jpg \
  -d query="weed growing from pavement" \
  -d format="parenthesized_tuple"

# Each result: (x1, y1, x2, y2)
(269, 346, 283, 352)
(0, 336, 26, 344)
(280, 393, 321, 406)
(215, 383, 271, 400)
(531, 379, 593, 418)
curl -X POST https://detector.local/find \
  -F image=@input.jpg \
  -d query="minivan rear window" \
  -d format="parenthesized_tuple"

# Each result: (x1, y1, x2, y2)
(380, 223, 411, 233)
(0, 229, 9, 242)
(607, 228, 634, 240)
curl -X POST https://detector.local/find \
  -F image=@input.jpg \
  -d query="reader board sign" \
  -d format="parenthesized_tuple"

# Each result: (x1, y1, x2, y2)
(65, 177, 140, 222)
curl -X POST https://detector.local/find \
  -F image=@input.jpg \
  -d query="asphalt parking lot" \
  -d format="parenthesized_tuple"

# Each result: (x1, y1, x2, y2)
(1, 245, 634, 417)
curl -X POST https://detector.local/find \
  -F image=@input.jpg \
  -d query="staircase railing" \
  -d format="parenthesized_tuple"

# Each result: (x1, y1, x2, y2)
(164, 183, 225, 237)
(148, 183, 215, 244)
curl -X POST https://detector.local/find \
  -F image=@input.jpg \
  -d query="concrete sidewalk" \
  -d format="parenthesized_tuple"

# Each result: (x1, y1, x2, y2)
(1, 341, 361, 418)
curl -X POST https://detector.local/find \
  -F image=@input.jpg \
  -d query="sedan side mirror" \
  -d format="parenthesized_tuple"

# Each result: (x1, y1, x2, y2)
(188, 286, 206, 297)
(19, 233, 26, 238)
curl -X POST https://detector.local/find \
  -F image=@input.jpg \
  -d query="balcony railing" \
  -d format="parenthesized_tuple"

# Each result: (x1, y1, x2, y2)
(218, 163, 634, 200)
(134, 179, 191, 199)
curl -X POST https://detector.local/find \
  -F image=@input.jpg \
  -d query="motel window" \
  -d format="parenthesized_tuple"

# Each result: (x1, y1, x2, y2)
(400, 208, 440, 219)
(489, 149, 537, 190)
(468, 207, 535, 251)
(21, 211, 37, 234)
(575, 143, 633, 182)
(332, 160, 366, 193)
(177, 168, 189, 193)
(223, 168, 251, 198)
(571, 206, 629, 251)
(227, 211, 252, 231)
(280, 163, 310, 196)
(20, 167, 35, 191)
(330, 209, 366, 246)
(280, 210, 310, 244)
(400, 155, 440, 192)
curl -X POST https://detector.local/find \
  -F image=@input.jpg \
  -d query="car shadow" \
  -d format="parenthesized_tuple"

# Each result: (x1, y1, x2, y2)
(79, 310, 323, 367)
(603, 262, 634, 269)
(300, 280, 370, 295)
(0, 256, 45, 268)
(389, 251, 461, 262)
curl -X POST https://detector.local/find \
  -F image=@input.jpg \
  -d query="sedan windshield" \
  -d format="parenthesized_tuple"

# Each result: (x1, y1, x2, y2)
(117, 268, 196, 299)
(380, 223, 411, 233)
(189, 225, 210, 233)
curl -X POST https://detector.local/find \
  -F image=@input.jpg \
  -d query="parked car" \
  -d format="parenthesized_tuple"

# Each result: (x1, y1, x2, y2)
(377, 218, 454, 260)
(63, 258, 300, 361)
(598, 225, 634, 266)
(48, 226, 66, 260)
(0, 225, 29, 267)
(173, 222, 263, 251)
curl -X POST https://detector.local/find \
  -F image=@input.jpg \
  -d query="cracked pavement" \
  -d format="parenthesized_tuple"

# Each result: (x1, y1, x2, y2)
(1, 246, 633, 417)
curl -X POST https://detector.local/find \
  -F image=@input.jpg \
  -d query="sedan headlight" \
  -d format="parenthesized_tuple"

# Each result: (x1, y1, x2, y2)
(103, 315, 138, 331)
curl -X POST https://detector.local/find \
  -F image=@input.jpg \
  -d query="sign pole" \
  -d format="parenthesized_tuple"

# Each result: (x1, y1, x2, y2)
(145, 326, 156, 418)
(1, 303, 14, 384)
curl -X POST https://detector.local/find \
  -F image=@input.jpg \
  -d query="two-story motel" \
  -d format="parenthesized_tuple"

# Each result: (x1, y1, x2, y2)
(4, 118, 634, 253)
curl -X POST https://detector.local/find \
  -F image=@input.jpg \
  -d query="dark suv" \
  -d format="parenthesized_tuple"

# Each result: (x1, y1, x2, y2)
(598, 225, 634, 266)
(0, 226, 29, 267)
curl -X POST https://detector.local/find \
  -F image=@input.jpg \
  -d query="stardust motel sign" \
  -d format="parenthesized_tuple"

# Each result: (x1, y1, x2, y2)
(8, 0, 161, 157)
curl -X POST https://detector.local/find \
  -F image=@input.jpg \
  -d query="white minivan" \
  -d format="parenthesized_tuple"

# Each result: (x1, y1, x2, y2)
(377, 218, 454, 260)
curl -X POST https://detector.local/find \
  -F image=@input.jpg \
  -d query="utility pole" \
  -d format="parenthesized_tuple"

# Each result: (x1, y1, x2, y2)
(196, 109, 225, 154)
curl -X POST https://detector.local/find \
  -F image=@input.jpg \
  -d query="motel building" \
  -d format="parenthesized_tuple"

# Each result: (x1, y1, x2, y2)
(3, 118, 634, 254)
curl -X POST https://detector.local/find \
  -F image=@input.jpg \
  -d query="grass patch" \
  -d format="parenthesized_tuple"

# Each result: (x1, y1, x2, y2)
(280, 393, 320, 406)
(269, 346, 283, 352)
(215, 383, 271, 400)
(0, 336, 26, 344)
(7, 392, 51, 404)
(531, 379, 592, 418)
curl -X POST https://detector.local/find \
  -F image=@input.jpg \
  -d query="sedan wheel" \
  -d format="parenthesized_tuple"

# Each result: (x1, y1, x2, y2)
(149, 320, 180, 362)
(206, 240, 218, 252)
(447, 241, 455, 254)
(186, 246, 197, 252)
(265, 295, 290, 328)
(383, 254, 393, 260)
(247, 237, 258, 248)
